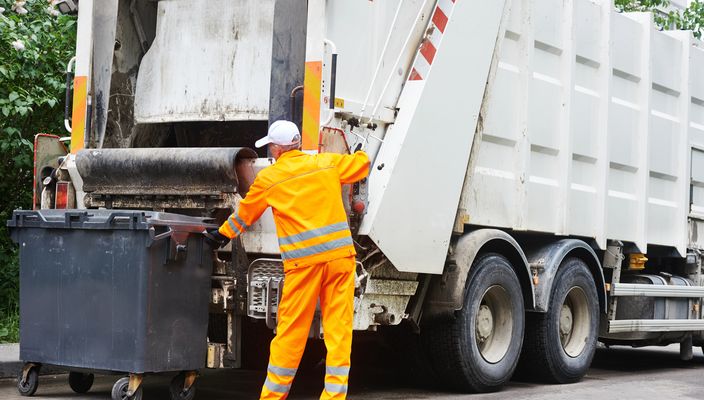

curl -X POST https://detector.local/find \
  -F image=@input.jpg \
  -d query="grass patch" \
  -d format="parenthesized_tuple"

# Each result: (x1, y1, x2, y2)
(0, 303, 19, 343)
(0, 250, 20, 344)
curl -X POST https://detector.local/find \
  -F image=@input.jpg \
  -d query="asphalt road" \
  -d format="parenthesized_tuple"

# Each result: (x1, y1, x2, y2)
(0, 343, 702, 400)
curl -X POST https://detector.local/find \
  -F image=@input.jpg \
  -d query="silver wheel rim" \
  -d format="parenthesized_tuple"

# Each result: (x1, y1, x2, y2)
(560, 286, 590, 358)
(475, 285, 513, 363)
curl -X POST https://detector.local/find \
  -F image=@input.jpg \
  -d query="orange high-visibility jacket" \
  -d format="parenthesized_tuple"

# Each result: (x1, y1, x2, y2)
(219, 150, 370, 270)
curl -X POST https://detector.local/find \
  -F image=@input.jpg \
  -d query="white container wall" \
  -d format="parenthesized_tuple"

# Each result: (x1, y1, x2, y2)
(134, 0, 275, 123)
(459, 0, 704, 257)
(688, 36, 704, 249)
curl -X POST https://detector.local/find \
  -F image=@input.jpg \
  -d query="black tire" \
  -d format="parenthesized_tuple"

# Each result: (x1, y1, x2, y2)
(422, 253, 525, 392)
(169, 372, 197, 400)
(68, 372, 94, 394)
(16, 365, 39, 397)
(517, 257, 598, 383)
(111, 377, 143, 400)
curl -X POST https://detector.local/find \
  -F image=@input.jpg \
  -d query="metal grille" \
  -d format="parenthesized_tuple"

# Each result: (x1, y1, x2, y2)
(247, 259, 284, 328)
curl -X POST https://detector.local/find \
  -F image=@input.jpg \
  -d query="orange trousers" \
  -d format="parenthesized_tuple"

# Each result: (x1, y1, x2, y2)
(260, 256, 356, 400)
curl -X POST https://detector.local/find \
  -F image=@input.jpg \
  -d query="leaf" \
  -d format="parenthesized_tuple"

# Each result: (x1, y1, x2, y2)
(0, 327, 8, 339)
(8, 92, 19, 102)
(1, 106, 9, 117)
(13, 155, 30, 167)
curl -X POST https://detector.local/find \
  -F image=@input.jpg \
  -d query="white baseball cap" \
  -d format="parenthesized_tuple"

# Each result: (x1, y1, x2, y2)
(255, 120, 302, 148)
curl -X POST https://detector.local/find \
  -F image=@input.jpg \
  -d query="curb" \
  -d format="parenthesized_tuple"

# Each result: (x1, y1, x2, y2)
(0, 344, 62, 379)
(0, 344, 20, 379)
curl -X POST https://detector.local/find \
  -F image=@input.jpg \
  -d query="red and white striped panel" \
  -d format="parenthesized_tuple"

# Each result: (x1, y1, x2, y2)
(408, 0, 457, 81)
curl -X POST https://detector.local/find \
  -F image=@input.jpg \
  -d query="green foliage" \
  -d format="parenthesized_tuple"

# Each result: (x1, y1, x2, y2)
(0, 0, 76, 342)
(615, 0, 704, 39)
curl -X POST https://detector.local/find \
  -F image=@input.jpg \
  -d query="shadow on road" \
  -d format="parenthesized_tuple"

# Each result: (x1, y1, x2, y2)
(590, 345, 704, 372)
(1, 336, 702, 399)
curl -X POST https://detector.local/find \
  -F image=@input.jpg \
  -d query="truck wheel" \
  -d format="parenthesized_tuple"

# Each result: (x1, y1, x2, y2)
(16, 365, 39, 396)
(424, 253, 525, 392)
(68, 372, 94, 393)
(111, 377, 143, 400)
(518, 258, 598, 383)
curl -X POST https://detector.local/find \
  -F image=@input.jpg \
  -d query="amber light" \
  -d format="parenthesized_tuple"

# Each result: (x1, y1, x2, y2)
(55, 182, 69, 209)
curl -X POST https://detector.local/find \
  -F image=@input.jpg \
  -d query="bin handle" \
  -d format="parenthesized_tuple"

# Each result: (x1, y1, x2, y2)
(12, 211, 47, 227)
(106, 212, 144, 229)
(147, 226, 173, 247)
(64, 211, 89, 226)
(147, 227, 190, 263)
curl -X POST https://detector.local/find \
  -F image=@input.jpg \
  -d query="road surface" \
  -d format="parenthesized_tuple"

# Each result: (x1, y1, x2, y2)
(0, 344, 702, 399)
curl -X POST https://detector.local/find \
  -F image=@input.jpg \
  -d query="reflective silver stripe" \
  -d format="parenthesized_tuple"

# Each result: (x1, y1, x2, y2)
(281, 236, 353, 260)
(268, 365, 297, 377)
(325, 366, 350, 376)
(227, 218, 240, 235)
(278, 221, 349, 246)
(264, 377, 290, 394)
(324, 382, 348, 394)
(234, 215, 248, 231)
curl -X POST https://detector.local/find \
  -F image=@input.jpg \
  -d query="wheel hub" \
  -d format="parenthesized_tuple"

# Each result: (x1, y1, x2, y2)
(475, 285, 513, 364)
(561, 286, 591, 358)
(559, 303, 573, 340)
(476, 304, 494, 342)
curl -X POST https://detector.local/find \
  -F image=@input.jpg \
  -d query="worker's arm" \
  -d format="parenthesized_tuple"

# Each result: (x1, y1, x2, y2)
(218, 178, 269, 239)
(333, 151, 370, 184)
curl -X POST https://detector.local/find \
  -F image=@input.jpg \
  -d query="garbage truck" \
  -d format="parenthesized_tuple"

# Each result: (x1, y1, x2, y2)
(24, 0, 704, 395)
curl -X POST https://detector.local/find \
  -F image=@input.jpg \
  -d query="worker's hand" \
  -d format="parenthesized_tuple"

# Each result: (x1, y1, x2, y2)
(203, 229, 230, 248)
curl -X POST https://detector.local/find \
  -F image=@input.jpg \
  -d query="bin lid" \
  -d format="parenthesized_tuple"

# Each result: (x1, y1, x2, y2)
(7, 209, 217, 232)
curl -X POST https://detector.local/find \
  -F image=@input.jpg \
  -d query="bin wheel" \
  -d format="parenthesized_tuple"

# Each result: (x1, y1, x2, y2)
(169, 372, 197, 400)
(111, 377, 143, 400)
(16, 364, 40, 396)
(68, 372, 94, 394)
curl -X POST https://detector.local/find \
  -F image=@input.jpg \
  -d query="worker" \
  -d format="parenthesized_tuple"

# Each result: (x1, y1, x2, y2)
(204, 120, 370, 399)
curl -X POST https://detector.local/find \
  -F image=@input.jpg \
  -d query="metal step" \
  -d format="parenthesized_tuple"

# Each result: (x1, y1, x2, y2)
(610, 283, 704, 298)
(608, 319, 704, 333)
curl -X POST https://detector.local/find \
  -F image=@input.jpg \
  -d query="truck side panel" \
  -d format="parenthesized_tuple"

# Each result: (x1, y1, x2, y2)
(461, 0, 700, 256)
(359, 0, 508, 273)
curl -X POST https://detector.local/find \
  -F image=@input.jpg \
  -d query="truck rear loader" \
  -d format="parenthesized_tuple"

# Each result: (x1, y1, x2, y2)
(22, 0, 704, 397)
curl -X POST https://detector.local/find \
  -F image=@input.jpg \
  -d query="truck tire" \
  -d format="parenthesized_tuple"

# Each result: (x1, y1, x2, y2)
(518, 257, 598, 383)
(423, 253, 525, 392)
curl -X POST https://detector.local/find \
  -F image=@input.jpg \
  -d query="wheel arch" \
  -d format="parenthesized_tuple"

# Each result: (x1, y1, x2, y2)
(523, 239, 606, 314)
(423, 229, 535, 321)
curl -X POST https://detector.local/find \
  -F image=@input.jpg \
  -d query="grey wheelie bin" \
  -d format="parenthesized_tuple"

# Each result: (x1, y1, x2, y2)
(7, 209, 217, 400)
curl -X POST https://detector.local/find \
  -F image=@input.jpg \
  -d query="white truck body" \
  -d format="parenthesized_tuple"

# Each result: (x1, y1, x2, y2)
(39, 0, 704, 392)
(199, 0, 704, 275)
(463, 1, 704, 258)
(316, 0, 704, 273)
